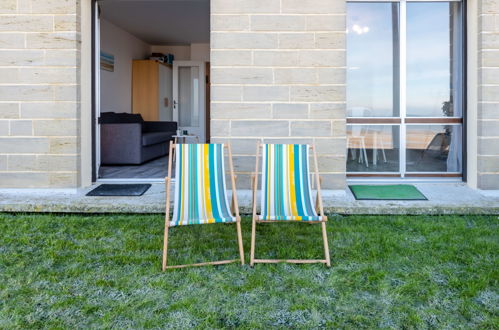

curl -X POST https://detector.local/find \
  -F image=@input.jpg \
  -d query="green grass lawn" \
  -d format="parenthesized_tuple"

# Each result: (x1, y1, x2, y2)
(0, 214, 497, 328)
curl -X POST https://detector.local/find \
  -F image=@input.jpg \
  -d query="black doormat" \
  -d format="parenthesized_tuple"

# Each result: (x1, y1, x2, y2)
(86, 184, 151, 197)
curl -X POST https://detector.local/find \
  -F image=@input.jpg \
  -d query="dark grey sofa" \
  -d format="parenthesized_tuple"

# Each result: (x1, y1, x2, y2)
(100, 112, 177, 165)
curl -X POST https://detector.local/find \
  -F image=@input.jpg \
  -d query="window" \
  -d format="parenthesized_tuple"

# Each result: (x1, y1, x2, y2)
(346, 0, 464, 177)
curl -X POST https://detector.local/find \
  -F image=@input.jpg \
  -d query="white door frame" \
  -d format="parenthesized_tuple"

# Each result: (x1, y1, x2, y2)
(173, 60, 206, 143)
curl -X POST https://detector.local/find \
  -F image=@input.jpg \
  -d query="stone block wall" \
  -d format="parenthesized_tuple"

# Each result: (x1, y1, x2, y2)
(478, 0, 499, 189)
(0, 0, 80, 188)
(210, 0, 347, 189)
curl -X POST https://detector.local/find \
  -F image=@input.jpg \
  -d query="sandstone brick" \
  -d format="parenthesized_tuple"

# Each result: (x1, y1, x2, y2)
(479, 103, 499, 119)
(211, 0, 280, 14)
(54, 15, 78, 31)
(251, 15, 306, 31)
(211, 86, 243, 101)
(212, 32, 278, 49)
(306, 15, 346, 32)
(231, 120, 289, 137)
(0, 155, 6, 171)
(21, 102, 78, 119)
(274, 68, 316, 84)
(314, 137, 346, 155)
(211, 15, 249, 31)
(7, 155, 37, 171)
(478, 120, 499, 137)
(18, 68, 77, 84)
(320, 173, 346, 189)
(33, 119, 77, 136)
(0, 120, 8, 135)
(282, 0, 345, 14)
(316, 155, 346, 172)
(27, 33, 79, 49)
(291, 121, 331, 136)
(480, 86, 499, 102)
(10, 120, 32, 136)
(478, 156, 499, 172)
(0, 0, 16, 13)
(481, 32, 499, 49)
(290, 86, 345, 102)
(0, 15, 53, 32)
(0, 103, 19, 119)
(478, 138, 499, 155)
(477, 174, 499, 190)
(0, 33, 25, 49)
(0, 50, 45, 66)
(481, 0, 499, 15)
(31, 0, 79, 14)
(54, 85, 78, 101)
(332, 120, 346, 137)
(49, 137, 78, 154)
(243, 86, 289, 101)
(317, 68, 346, 84)
(310, 103, 345, 119)
(49, 172, 77, 188)
(253, 50, 299, 66)
(298, 50, 345, 67)
(278, 33, 315, 49)
(0, 68, 18, 83)
(481, 50, 499, 66)
(38, 155, 77, 171)
(231, 155, 257, 172)
(0, 137, 49, 153)
(216, 137, 260, 154)
(0, 173, 49, 188)
(0, 86, 52, 101)
(212, 103, 271, 119)
(211, 120, 230, 136)
(211, 50, 252, 66)
(272, 104, 308, 119)
(315, 32, 345, 49)
(481, 67, 499, 84)
(211, 67, 273, 84)
(44, 50, 79, 66)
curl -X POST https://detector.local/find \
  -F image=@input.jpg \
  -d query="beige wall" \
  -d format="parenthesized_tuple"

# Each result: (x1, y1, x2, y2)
(0, 0, 81, 188)
(477, 0, 499, 189)
(210, 0, 347, 189)
(100, 19, 151, 114)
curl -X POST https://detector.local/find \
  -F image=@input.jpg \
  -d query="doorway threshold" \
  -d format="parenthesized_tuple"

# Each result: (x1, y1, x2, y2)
(97, 178, 166, 183)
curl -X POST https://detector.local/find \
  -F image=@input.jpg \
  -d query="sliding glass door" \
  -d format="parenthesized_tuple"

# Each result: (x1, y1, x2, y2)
(346, 0, 464, 178)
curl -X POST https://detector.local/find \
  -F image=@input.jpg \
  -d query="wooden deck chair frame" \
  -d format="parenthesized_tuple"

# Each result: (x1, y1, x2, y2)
(162, 141, 245, 270)
(250, 141, 331, 267)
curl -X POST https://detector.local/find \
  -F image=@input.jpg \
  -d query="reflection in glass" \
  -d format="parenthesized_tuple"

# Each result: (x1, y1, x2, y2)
(178, 66, 200, 127)
(407, 2, 462, 117)
(347, 125, 400, 172)
(347, 3, 399, 117)
(406, 125, 462, 172)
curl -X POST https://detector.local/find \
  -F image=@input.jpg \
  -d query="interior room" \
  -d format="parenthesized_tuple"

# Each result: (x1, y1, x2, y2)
(95, 0, 210, 180)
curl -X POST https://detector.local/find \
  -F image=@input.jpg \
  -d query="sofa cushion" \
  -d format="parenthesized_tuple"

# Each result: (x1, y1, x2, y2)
(142, 132, 172, 146)
(100, 112, 144, 124)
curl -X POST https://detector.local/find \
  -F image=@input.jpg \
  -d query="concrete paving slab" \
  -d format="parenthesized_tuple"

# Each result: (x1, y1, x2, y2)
(0, 183, 498, 215)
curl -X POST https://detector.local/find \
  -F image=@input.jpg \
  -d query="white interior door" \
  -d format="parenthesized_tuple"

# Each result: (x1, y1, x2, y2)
(173, 61, 206, 142)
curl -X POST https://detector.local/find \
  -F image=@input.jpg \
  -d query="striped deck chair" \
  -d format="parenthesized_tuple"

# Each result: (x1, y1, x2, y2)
(250, 142, 331, 267)
(162, 142, 244, 270)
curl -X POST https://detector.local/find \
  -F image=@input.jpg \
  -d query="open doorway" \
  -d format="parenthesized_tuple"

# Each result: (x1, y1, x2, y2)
(93, 0, 210, 181)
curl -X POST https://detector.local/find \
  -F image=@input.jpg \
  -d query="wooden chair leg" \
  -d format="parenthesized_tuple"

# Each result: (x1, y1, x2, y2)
(250, 217, 257, 267)
(236, 220, 245, 265)
(162, 224, 170, 271)
(321, 221, 331, 267)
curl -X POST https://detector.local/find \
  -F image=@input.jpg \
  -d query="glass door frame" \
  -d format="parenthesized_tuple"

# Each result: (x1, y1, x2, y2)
(346, 0, 465, 179)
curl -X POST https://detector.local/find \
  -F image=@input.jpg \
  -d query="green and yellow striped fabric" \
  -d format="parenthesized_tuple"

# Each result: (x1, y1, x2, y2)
(171, 144, 235, 227)
(259, 144, 321, 221)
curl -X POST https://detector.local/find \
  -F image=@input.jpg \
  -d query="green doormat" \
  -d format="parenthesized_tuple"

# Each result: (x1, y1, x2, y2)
(349, 184, 427, 200)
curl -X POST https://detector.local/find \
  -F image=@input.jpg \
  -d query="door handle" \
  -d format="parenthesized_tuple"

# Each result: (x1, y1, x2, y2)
(173, 100, 177, 109)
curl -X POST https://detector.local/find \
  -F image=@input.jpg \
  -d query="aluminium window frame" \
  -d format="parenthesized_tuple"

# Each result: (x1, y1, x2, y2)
(346, 0, 465, 179)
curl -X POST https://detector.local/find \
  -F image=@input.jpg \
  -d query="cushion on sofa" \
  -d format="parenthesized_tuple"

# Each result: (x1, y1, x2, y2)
(100, 112, 144, 124)
(142, 132, 173, 146)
